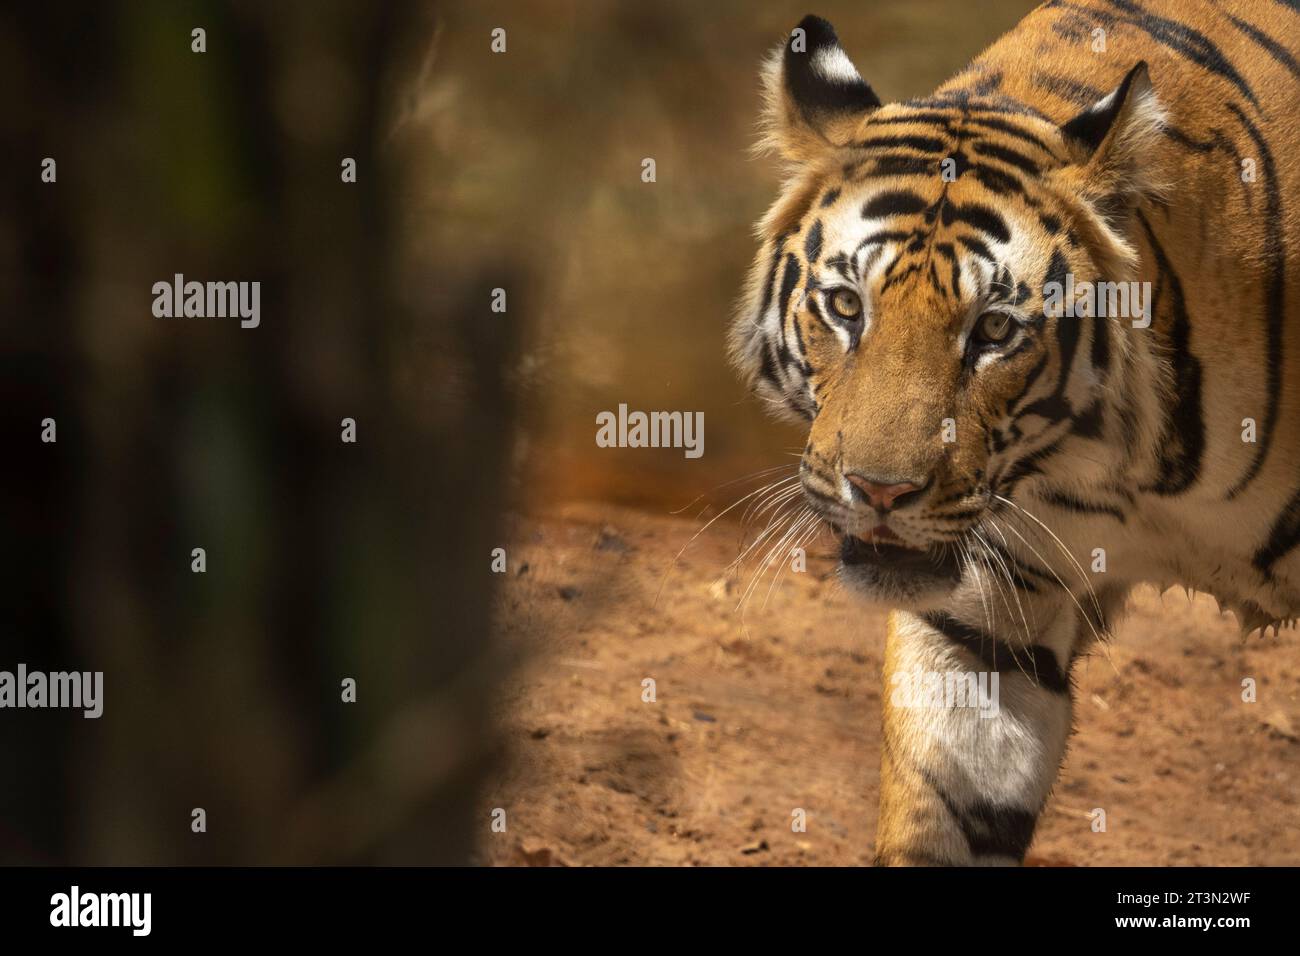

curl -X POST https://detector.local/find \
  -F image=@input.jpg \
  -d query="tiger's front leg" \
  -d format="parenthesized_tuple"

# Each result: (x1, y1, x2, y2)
(874, 599, 1077, 866)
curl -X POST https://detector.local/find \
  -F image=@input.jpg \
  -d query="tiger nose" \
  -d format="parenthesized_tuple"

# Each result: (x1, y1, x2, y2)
(846, 474, 927, 512)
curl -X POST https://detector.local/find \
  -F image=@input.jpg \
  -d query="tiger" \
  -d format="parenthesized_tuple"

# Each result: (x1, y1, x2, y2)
(730, 1, 1300, 865)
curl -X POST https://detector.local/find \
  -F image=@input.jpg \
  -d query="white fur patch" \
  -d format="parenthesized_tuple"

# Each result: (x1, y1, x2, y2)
(812, 46, 862, 86)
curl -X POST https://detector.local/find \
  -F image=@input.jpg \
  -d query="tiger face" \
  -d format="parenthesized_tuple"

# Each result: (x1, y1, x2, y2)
(732, 16, 1164, 607)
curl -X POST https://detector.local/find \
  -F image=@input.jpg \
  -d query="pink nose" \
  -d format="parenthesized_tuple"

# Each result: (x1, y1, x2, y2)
(846, 474, 925, 512)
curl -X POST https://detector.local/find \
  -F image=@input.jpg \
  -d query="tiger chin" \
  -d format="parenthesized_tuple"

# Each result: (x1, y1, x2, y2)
(731, 4, 1300, 866)
(837, 532, 965, 609)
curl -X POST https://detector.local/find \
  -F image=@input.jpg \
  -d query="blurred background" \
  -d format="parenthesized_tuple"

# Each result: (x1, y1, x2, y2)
(0, 0, 1038, 865)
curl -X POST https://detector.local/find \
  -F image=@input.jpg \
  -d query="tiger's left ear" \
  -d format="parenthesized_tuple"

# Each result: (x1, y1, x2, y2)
(759, 15, 881, 167)
(1056, 62, 1166, 216)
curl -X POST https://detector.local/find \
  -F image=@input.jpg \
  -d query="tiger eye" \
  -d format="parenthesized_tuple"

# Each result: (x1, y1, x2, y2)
(974, 311, 1013, 344)
(829, 288, 862, 320)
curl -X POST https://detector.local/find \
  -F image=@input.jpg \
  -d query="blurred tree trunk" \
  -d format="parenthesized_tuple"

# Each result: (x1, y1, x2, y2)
(0, 0, 517, 864)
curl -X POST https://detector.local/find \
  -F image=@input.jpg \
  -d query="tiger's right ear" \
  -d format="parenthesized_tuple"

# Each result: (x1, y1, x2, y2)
(759, 14, 881, 167)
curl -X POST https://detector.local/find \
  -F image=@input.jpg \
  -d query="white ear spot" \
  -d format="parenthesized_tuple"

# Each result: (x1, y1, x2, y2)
(812, 46, 862, 85)
(1088, 88, 1119, 118)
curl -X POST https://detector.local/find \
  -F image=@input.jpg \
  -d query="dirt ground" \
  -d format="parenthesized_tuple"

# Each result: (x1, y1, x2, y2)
(480, 501, 1300, 866)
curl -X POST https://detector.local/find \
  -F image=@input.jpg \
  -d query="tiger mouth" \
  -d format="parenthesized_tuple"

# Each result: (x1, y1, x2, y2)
(838, 534, 964, 580)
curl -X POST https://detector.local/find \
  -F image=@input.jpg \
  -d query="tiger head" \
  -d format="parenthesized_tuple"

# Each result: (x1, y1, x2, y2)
(731, 16, 1165, 608)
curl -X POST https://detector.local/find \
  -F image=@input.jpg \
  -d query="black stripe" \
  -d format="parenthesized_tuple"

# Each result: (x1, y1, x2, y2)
(1016, 392, 1072, 430)
(1091, 310, 1110, 377)
(804, 219, 823, 263)
(941, 202, 1010, 243)
(1031, 70, 1106, 105)
(881, 261, 923, 293)
(1136, 213, 1206, 496)
(971, 140, 1041, 175)
(1041, 249, 1082, 414)
(1223, 12, 1300, 80)
(863, 155, 937, 177)
(1050, 6, 1100, 43)
(857, 134, 948, 153)
(1158, 128, 1252, 229)
(1043, 248, 1071, 314)
(922, 611, 1071, 693)
(1223, 105, 1284, 499)
(997, 435, 1066, 494)
(963, 115, 1061, 158)
(853, 230, 919, 262)
(856, 243, 886, 282)
(867, 110, 958, 126)
(773, 254, 804, 380)
(969, 164, 1027, 196)
(758, 233, 789, 318)
(1114, 352, 1142, 462)
(969, 70, 1004, 96)
(908, 92, 1018, 113)
(882, 251, 907, 279)
(1072, 400, 1104, 439)
(984, 539, 1055, 590)
(777, 253, 801, 320)
(993, 338, 1033, 366)
(947, 64, 1005, 95)
(945, 145, 972, 180)
(792, 298, 812, 354)
(1160, 124, 1216, 153)
(1035, 486, 1127, 523)
(975, 542, 1043, 594)
(928, 260, 942, 292)
(758, 339, 781, 389)
(802, 292, 827, 333)
(956, 235, 995, 263)
(863, 190, 931, 219)
(899, 737, 1042, 862)
(1098, 0, 1260, 108)
(1009, 351, 1049, 415)
(824, 252, 851, 281)
(931, 781, 1040, 861)
(1253, 487, 1300, 575)
(800, 481, 843, 512)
